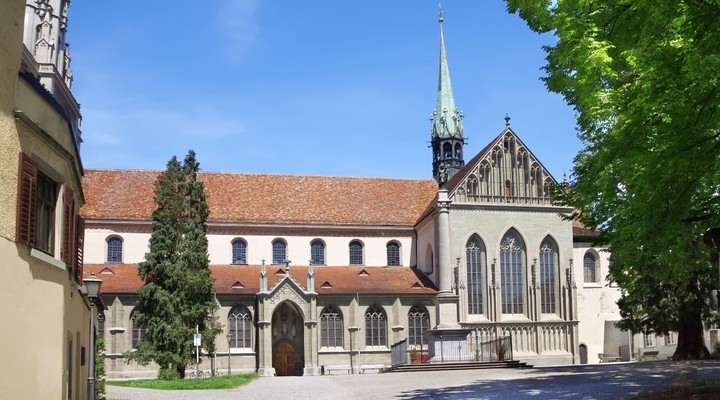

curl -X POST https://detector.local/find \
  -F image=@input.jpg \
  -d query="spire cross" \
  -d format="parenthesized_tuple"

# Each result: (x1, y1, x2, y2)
(505, 113, 511, 127)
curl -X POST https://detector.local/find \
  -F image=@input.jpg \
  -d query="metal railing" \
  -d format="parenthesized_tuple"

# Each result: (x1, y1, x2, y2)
(391, 335, 513, 366)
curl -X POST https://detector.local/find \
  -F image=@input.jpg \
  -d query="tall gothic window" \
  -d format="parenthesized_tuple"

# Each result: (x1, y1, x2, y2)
(584, 252, 599, 283)
(232, 239, 247, 264)
(539, 237, 558, 314)
(500, 230, 524, 314)
(407, 305, 429, 347)
(466, 236, 486, 315)
(365, 305, 386, 347)
(349, 240, 363, 265)
(131, 311, 148, 349)
(320, 305, 343, 347)
(107, 236, 123, 263)
(386, 242, 400, 266)
(228, 305, 252, 349)
(272, 239, 287, 264)
(467, 175, 479, 196)
(311, 240, 325, 265)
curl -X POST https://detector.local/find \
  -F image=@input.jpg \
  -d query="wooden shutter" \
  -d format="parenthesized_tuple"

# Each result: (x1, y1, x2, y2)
(16, 152, 37, 246)
(75, 216, 84, 284)
(62, 186, 75, 266)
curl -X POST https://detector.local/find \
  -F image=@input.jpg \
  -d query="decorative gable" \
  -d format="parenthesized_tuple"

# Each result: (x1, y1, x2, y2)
(448, 128, 556, 205)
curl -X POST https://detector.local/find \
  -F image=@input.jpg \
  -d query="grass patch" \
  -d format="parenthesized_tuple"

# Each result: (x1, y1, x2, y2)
(107, 373, 258, 390)
(634, 379, 720, 400)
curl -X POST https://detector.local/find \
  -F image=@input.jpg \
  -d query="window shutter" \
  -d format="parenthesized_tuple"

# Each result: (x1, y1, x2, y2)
(16, 152, 37, 246)
(62, 186, 75, 266)
(75, 216, 84, 284)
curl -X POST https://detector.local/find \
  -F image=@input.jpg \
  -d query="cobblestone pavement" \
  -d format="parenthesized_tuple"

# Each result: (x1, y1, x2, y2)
(107, 361, 720, 400)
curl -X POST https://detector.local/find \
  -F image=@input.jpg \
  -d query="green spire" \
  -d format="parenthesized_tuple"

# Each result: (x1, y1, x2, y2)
(431, 8, 463, 140)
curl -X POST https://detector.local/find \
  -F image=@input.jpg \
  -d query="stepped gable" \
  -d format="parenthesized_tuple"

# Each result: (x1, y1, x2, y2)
(83, 264, 438, 295)
(81, 169, 438, 226)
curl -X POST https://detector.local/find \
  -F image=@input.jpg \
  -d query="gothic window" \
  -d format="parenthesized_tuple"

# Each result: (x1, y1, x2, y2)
(583, 251, 600, 283)
(466, 236, 486, 315)
(97, 312, 105, 340)
(467, 175, 479, 196)
(539, 237, 558, 314)
(311, 240, 326, 266)
(232, 239, 247, 264)
(272, 239, 287, 264)
(500, 230, 525, 314)
(228, 305, 252, 349)
(365, 305, 386, 347)
(349, 240, 363, 265)
(504, 180, 512, 197)
(320, 305, 343, 347)
(454, 143, 462, 159)
(131, 311, 148, 349)
(107, 236, 123, 263)
(386, 242, 401, 266)
(443, 142, 452, 159)
(408, 305, 429, 347)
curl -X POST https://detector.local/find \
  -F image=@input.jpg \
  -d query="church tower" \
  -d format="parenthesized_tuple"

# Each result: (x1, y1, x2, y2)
(430, 9, 465, 187)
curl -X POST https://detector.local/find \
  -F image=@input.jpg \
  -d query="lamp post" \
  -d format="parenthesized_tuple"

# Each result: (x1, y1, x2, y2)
(227, 334, 232, 376)
(83, 273, 102, 400)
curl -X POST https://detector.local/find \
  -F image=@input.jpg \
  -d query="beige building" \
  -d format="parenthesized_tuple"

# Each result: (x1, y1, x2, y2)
(0, 0, 91, 399)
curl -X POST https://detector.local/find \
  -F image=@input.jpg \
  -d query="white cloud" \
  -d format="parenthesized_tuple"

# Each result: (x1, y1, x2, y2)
(216, 0, 261, 61)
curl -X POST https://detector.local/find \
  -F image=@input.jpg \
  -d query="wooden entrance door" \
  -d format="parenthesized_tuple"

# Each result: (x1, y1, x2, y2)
(273, 342, 296, 376)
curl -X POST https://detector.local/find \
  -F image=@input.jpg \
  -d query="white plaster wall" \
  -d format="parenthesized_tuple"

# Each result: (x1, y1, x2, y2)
(416, 215, 437, 279)
(84, 228, 151, 264)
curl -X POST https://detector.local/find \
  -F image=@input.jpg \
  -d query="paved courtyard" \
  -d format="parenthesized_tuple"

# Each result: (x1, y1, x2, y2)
(107, 361, 720, 400)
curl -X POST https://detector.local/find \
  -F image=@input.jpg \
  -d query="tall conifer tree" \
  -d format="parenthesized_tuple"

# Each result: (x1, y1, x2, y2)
(127, 150, 220, 378)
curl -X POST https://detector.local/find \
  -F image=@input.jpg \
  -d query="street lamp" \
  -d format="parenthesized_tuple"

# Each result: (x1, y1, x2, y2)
(83, 273, 102, 400)
(227, 334, 232, 375)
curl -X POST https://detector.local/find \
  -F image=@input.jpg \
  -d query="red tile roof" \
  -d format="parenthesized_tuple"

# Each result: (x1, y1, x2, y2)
(572, 220, 601, 241)
(81, 170, 438, 226)
(83, 264, 438, 296)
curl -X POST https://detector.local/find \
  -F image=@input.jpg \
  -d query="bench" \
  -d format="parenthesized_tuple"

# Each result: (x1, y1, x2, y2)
(323, 364, 352, 375)
(640, 351, 659, 361)
(598, 353, 621, 363)
(360, 364, 385, 373)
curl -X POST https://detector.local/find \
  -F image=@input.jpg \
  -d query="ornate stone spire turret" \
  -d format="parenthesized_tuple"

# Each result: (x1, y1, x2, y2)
(430, 6, 465, 186)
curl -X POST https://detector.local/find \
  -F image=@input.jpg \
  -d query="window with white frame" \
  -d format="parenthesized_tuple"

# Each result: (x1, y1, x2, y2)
(232, 239, 247, 264)
(349, 240, 363, 265)
(466, 236, 485, 315)
(320, 305, 343, 347)
(311, 240, 325, 265)
(583, 251, 600, 283)
(107, 236, 123, 263)
(386, 242, 400, 266)
(500, 230, 525, 314)
(407, 305, 429, 347)
(272, 239, 287, 264)
(365, 305, 386, 347)
(228, 305, 252, 349)
(539, 237, 558, 314)
(644, 333, 656, 347)
(665, 332, 677, 345)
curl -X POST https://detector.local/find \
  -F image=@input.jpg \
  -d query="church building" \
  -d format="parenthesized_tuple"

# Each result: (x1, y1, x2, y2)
(80, 11, 627, 379)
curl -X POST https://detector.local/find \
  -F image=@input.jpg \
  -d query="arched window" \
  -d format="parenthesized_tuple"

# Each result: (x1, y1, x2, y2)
(320, 305, 343, 347)
(467, 175, 479, 196)
(386, 242, 400, 266)
(231, 239, 247, 265)
(466, 236, 486, 315)
(130, 311, 148, 349)
(500, 230, 525, 314)
(107, 236, 123, 263)
(97, 312, 105, 340)
(539, 237, 558, 314)
(272, 239, 287, 264)
(442, 142, 452, 159)
(311, 240, 325, 266)
(228, 305, 252, 349)
(504, 180, 512, 197)
(454, 143, 462, 159)
(407, 305, 429, 347)
(349, 240, 363, 266)
(584, 251, 599, 283)
(365, 305, 386, 347)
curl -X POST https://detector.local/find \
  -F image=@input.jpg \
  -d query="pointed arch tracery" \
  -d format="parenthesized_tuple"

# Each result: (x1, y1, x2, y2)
(499, 229, 525, 315)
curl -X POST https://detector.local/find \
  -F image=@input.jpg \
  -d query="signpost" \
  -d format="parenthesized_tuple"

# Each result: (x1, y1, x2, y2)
(194, 326, 201, 378)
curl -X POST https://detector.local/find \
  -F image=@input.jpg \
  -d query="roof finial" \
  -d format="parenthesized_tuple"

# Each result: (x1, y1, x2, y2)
(505, 113, 511, 127)
(438, 0, 444, 23)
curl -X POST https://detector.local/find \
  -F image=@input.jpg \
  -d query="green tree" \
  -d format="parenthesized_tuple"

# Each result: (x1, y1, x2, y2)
(126, 150, 221, 377)
(505, 0, 720, 359)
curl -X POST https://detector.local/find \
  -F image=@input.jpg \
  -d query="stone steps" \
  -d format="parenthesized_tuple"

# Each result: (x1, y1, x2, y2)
(388, 360, 532, 373)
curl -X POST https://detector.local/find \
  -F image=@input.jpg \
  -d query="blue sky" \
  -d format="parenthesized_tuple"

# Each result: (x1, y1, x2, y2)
(69, 1, 579, 180)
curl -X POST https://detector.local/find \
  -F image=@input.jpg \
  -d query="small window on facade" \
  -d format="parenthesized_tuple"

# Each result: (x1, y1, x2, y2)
(365, 305, 386, 347)
(407, 305, 429, 347)
(272, 239, 287, 264)
(583, 252, 599, 283)
(644, 333, 656, 347)
(107, 236, 123, 263)
(232, 239, 247, 264)
(311, 240, 326, 265)
(228, 305, 252, 349)
(131, 312, 148, 349)
(386, 242, 400, 266)
(320, 305, 343, 347)
(35, 172, 57, 253)
(665, 332, 677, 345)
(349, 240, 363, 266)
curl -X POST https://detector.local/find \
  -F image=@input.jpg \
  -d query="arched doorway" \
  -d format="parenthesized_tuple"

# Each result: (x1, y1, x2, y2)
(271, 301, 304, 376)
(579, 344, 588, 364)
